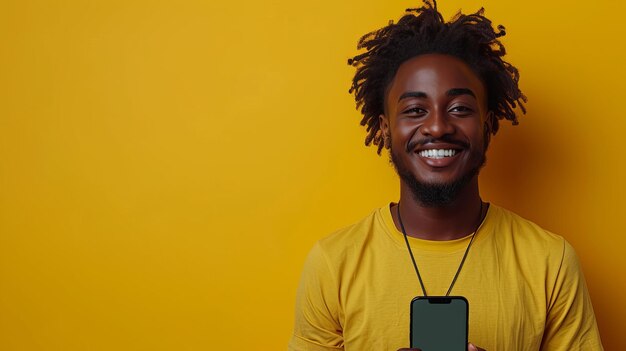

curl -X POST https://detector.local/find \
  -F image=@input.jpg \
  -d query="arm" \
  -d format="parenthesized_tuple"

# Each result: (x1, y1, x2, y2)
(540, 240, 603, 351)
(289, 243, 344, 351)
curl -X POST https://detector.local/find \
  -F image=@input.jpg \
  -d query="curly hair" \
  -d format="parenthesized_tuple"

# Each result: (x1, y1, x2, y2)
(348, 0, 527, 154)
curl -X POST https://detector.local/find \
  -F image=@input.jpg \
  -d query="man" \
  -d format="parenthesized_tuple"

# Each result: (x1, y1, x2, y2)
(289, 1, 603, 350)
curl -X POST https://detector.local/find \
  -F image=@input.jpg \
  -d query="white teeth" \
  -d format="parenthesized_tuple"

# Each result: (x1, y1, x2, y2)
(419, 149, 457, 159)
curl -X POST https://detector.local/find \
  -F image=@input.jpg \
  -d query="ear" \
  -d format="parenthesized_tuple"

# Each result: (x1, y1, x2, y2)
(485, 111, 494, 131)
(379, 114, 391, 149)
(483, 111, 494, 149)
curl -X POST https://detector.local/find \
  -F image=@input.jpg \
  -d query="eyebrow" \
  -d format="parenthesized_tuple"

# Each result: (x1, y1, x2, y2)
(397, 88, 476, 102)
(398, 91, 427, 102)
(446, 88, 476, 98)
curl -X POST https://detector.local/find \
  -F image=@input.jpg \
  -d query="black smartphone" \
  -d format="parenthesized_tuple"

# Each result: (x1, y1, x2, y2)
(410, 296, 468, 351)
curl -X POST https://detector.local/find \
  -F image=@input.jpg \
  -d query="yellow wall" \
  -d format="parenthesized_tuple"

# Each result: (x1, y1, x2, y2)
(1, 0, 624, 349)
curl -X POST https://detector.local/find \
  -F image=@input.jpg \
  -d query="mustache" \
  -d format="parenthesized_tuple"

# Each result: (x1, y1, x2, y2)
(406, 136, 470, 152)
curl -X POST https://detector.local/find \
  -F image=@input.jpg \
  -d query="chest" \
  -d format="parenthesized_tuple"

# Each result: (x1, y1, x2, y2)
(338, 247, 548, 351)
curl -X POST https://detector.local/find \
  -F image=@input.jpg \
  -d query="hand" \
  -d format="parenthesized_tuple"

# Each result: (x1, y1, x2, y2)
(397, 343, 485, 351)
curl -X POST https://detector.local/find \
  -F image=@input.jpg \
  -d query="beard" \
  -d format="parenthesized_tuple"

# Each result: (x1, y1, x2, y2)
(390, 145, 486, 207)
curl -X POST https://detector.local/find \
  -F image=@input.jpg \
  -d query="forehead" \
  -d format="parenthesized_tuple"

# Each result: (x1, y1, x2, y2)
(386, 54, 486, 103)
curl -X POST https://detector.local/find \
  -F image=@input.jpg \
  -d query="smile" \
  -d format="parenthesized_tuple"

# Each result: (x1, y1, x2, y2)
(418, 149, 458, 159)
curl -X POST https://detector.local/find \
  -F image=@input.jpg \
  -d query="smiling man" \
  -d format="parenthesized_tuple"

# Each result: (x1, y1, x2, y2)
(289, 2, 603, 351)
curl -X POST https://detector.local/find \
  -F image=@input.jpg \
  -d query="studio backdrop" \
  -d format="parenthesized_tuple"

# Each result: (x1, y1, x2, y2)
(1, 0, 624, 349)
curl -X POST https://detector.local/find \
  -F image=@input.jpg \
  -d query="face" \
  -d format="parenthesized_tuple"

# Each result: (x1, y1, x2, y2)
(380, 54, 491, 206)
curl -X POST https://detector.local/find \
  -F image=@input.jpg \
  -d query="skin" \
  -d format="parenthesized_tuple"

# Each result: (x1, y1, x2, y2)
(379, 54, 491, 351)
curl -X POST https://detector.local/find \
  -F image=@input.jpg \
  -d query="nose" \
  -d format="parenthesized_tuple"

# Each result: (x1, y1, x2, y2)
(419, 109, 455, 138)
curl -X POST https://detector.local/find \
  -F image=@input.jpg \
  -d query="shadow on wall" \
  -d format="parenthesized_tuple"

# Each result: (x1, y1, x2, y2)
(481, 86, 587, 230)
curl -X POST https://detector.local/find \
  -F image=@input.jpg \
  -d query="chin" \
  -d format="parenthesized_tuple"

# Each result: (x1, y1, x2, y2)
(408, 179, 467, 206)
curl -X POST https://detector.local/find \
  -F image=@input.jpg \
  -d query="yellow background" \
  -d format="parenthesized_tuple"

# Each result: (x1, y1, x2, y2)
(1, 0, 624, 349)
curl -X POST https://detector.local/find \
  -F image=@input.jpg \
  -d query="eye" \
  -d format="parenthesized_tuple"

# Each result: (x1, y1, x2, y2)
(448, 105, 474, 115)
(402, 107, 427, 116)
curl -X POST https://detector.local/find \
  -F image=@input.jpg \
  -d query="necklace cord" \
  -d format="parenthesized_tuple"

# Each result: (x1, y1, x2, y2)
(398, 206, 429, 297)
(397, 201, 485, 297)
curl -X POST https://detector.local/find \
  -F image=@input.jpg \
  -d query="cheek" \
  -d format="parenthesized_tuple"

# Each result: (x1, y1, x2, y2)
(393, 120, 421, 141)
(460, 121, 485, 143)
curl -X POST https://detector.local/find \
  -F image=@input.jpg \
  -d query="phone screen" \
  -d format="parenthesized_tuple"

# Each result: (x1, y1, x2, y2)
(410, 296, 468, 351)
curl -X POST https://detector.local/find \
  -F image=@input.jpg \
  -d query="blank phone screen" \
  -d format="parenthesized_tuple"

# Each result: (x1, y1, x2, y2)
(410, 297, 468, 351)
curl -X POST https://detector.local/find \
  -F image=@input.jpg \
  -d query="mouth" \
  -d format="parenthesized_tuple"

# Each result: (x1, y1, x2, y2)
(414, 143, 465, 168)
(417, 148, 459, 159)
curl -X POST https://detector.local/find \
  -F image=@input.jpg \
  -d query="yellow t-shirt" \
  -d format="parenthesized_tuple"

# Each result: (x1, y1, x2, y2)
(289, 204, 603, 351)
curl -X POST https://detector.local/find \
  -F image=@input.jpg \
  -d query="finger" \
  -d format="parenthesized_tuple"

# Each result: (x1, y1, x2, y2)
(468, 343, 486, 351)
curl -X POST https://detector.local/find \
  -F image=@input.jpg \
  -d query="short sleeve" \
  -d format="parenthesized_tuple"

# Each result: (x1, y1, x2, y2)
(289, 242, 344, 351)
(540, 240, 603, 350)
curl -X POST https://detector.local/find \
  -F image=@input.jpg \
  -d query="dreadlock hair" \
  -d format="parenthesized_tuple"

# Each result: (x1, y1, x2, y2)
(348, 0, 527, 154)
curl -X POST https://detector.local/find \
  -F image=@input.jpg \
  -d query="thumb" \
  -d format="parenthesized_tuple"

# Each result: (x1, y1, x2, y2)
(468, 343, 485, 351)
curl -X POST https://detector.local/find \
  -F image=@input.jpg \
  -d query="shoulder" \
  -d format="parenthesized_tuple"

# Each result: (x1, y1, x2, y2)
(485, 204, 577, 279)
(489, 204, 566, 253)
(297, 207, 386, 292)
(485, 205, 590, 307)
(312, 206, 389, 266)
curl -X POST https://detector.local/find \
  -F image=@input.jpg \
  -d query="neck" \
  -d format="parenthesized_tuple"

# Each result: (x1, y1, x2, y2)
(391, 177, 485, 241)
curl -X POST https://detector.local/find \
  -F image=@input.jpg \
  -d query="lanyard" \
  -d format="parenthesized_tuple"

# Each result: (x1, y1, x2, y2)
(397, 201, 485, 297)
